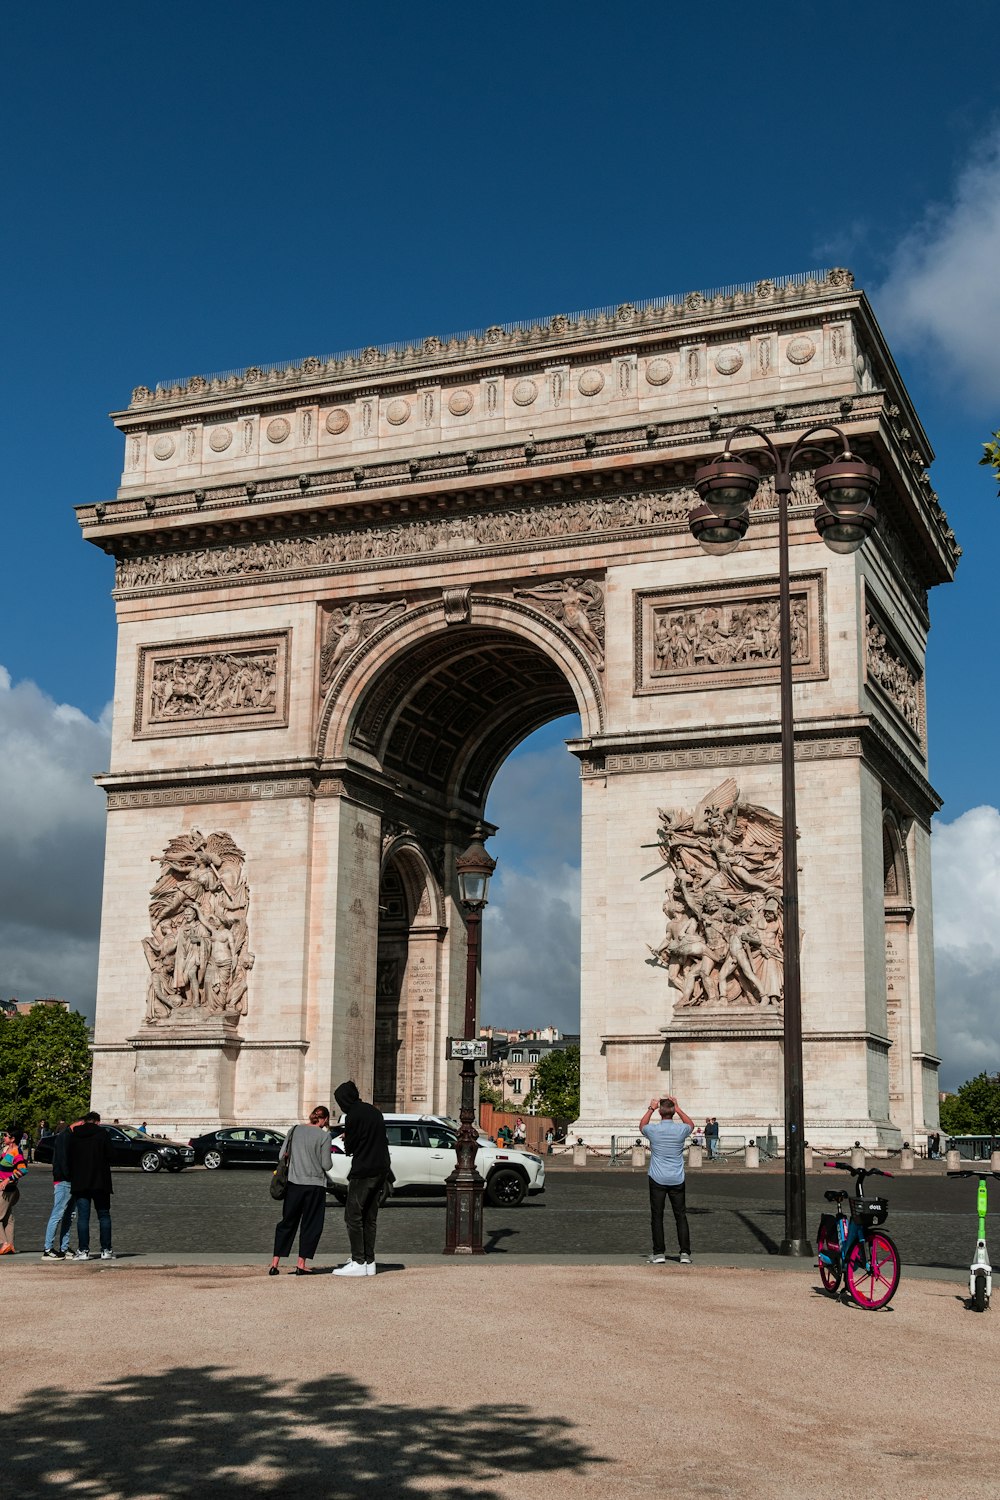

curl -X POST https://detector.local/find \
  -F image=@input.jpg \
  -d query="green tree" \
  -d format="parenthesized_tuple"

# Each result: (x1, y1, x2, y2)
(530, 1045, 580, 1122)
(0, 1006, 92, 1133)
(980, 430, 1000, 495)
(939, 1073, 1000, 1137)
(479, 1079, 504, 1109)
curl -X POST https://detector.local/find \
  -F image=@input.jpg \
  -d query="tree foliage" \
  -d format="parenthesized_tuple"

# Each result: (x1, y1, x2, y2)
(980, 430, 1000, 496)
(0, 1007, 92, 1133)
(530, 1045, 580, 1122)
(478, 1079, 505, 1109)
(939, 1073, 1000, 1136)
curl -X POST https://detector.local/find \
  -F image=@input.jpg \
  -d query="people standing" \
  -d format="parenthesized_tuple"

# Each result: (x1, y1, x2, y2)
(269, 1106, 333, 1276)
(1, 1129, 28, 1254)
(332, 1080, 390, 1278)
(42, 1121, 77, 1259)
(68, 1111, 114, 1260)
(514, 1116, 526, 1144)
(705, 1118, 720, 1160)
(640, 1094, 695, 1265)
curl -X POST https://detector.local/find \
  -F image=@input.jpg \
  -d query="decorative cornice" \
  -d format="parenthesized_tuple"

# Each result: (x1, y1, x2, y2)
(125, 270, 853, 412)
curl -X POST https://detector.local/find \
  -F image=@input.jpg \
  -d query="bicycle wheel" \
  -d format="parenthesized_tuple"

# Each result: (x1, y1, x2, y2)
(845, 1231, 900, 1310)
(973, 1268, 988, 1313)
(816, 1228, 842, 1293)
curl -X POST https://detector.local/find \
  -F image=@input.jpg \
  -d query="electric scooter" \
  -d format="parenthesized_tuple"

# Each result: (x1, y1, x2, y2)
(947, 1168, 1000, 1312)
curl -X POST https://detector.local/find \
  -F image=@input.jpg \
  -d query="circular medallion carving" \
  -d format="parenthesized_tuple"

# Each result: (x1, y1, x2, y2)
(714, 346, 744, 375)
(209, 427, 233, 453)
(325, 408, 351, 435)
(448, 388, 474, 416)
(512, 379, 538, 407)
(786, 335, 817, 365)
(266, 417, 290, 444)
(385, 398, 411, 426)
(645, 358, 673, 386)
(152, 436, 175, 461)
(578, 368, 605, 397)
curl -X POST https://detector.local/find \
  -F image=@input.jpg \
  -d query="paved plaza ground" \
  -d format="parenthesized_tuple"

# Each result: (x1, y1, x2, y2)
(7, 1255, 996, 1500)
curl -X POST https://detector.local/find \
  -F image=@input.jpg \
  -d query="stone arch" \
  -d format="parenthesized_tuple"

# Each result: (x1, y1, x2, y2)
(380, 833, 446, 930)
(882, 811, 912, 909)
(375, 833, 446, 1112)
(316, 592, 601, 808)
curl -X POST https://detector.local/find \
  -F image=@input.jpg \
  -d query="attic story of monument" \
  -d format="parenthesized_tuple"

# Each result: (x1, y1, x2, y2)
(77, 269, 958, 1147)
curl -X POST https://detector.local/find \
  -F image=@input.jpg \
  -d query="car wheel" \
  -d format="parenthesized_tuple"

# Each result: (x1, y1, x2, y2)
(140, 1152, 162, 1173)
(203, 1150, 223, 1170)
(486, 1168, 527, 1207)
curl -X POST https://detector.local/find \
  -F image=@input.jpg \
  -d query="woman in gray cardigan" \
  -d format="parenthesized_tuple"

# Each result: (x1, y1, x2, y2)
(269, 1106, 333, 1276)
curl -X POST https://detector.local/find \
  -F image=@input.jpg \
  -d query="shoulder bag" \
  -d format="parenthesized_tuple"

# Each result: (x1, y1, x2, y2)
(269, 1125, 297, 1201)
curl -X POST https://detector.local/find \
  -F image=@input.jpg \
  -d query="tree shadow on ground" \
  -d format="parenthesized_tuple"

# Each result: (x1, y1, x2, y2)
(10, 1366, 608, 1499)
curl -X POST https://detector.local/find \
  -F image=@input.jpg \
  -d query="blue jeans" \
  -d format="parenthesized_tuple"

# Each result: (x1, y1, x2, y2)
(75, 1193, 112, 1253)
(44, 1181, 75, 1252)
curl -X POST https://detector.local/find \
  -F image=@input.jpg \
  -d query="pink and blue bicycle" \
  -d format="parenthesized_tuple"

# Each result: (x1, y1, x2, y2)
(816, 1161, 901, 1310)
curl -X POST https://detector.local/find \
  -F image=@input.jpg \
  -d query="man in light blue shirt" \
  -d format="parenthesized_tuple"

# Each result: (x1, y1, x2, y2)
(640, 1094, 695, 1264)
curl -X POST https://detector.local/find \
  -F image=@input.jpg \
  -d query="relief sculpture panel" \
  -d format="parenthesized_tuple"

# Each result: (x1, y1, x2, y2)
(142, 830, 254, 1027)
(135, 632, 289, 738)
(634, 573, 826, 695)
(865, 609, 923, 743)
(645, 780, 785, 1014)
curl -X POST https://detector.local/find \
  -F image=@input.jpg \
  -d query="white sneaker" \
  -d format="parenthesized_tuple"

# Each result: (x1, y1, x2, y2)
(647, 1253, 667, 1264)
(679, 1253, 692, 1265)
(366, 1262, 376, 1277)
(332, 1260, 368, 1277)
(74, 1250, 90, 1261)
(100, 1249, 115, 1260)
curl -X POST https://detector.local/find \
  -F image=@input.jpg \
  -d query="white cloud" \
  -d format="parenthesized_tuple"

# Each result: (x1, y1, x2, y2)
(877, 129, 1000, 406)
(932, 804, 1000, 1088)
(0, 669, 110, 1017)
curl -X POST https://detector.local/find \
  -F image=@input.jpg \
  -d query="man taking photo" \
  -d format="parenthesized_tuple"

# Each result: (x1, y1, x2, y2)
(640, 1093, 695, 1265)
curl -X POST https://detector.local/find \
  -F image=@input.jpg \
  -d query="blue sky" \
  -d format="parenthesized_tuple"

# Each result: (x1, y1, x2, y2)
(2, 5, 998, 1084)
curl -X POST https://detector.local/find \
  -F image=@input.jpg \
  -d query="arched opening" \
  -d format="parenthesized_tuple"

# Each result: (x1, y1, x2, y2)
(883, 812, 914, 1134)
(374, 839, 445, 1112)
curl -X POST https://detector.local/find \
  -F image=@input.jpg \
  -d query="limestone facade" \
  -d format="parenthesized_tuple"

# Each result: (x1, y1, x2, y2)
(78, 270, 958, 1146)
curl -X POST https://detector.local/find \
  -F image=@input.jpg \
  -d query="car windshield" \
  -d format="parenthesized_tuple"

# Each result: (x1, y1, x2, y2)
(113, 1126, 150, 1140)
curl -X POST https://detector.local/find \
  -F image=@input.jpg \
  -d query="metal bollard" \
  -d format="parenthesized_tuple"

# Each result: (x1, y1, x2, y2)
(687, 1143, 703, 1169)
(631, 1144, 646, 1168)
(850, 1145, 866, 1170)
(573, 1142, 588, 1167)
(945, 1148, 961, 1172)
(744, 1143, 759, 1168)
(900, 1146, 914, 1171)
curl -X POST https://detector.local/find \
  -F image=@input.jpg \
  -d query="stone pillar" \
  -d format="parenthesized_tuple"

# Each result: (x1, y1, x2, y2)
(991, 1150, 1000, 1173)
(573, 1141, 588, 1167)
(745, 1143, 759, 1168)
(946, 1148, 961, 1172)
(851, 1144, 866, 1170)
(687, 1143, 703, 1169)
(900, 1145, 915, 1171)
(631, 1144, 646, 1168)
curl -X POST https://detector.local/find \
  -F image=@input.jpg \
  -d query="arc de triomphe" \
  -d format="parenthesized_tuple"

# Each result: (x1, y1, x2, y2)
(78, 269, 957, 1147)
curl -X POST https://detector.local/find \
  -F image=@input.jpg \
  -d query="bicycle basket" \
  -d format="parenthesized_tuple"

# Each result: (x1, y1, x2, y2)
(849, 1195, 887, 1227)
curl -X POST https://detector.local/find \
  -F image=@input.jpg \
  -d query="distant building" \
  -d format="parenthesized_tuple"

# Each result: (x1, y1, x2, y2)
(480, 1027, 579, 1111)
(0, 996, 70, 1018)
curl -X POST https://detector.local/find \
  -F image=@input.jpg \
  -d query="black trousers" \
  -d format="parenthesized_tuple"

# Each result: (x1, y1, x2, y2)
(345, 1174, 387, 1263)
(273, 1182, 326, 1260)
(649, 1178, 691, 1256)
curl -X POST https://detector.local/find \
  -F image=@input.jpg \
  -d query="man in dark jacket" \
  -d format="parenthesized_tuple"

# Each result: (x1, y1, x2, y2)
(68, 1112, 114, 1261)
(332, 1080, 390, 1278)
(41, 1122, 77, 1259)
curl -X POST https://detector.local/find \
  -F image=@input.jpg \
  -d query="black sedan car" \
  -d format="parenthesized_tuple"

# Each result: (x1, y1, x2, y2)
(189, 1126, 286, 1169)
(35, 1124, 195, 1173)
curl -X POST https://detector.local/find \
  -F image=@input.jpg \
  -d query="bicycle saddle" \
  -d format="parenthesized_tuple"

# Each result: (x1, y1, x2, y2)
(823, 1189, 846, 1202)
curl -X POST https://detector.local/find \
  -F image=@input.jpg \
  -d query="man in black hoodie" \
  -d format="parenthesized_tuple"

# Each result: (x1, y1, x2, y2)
(68, 1112, 114, 1261)
(332, 1080, 390, 1278)
(41, 1122, 77, 1259)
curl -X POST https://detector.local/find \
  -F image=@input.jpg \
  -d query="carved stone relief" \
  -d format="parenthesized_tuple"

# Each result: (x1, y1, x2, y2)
(513, 577, 605, 668)
(320, 598, 407, 690)
(142, 830, 254, 1027)
(134, 632, 290, 739)
(865, 610, 923, 740)
(634, 573, 826, 695)
(645, 780, 785, 1014)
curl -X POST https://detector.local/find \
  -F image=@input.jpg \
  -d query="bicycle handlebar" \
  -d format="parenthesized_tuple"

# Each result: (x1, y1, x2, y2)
(947, 1170, 1000, 1180)
(824, 1161, 893, 1179)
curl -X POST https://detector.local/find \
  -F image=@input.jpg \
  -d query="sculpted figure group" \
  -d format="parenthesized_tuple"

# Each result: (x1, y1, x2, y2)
(142, 830, 254, 1026)
(646, 779, 786, 1011)
(653, 596, 807, 675)
(866, 614, 922, 734)
(150, 650, 277, 722)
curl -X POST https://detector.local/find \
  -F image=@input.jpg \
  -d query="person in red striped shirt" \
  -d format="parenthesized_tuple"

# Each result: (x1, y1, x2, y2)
(1, 1129, 28, 1254)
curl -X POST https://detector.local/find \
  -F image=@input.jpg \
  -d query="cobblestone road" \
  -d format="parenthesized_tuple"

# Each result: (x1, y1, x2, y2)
(11, 1162, 976, 1266)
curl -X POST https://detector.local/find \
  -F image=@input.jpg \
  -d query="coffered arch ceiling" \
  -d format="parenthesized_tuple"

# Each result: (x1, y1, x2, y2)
(349, 626, 579, 808)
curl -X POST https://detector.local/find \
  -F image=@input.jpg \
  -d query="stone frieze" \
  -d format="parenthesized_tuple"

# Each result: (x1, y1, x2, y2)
(134, 632, 289, 738)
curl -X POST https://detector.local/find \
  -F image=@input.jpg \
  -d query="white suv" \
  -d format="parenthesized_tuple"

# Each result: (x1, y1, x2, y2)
(326, 1114, 545, 1207)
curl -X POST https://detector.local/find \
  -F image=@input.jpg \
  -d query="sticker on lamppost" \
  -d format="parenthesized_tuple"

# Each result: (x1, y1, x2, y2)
(446, 1038, 492, 1061)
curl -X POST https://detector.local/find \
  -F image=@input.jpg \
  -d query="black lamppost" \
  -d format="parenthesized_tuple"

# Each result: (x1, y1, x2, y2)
(691, 424, 879, 1256)
(444, 822, 497, 1255)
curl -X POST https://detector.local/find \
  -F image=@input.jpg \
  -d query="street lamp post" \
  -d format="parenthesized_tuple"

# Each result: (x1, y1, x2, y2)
(444, 823, 497, 1255)
(691, 425, 879, 1256)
